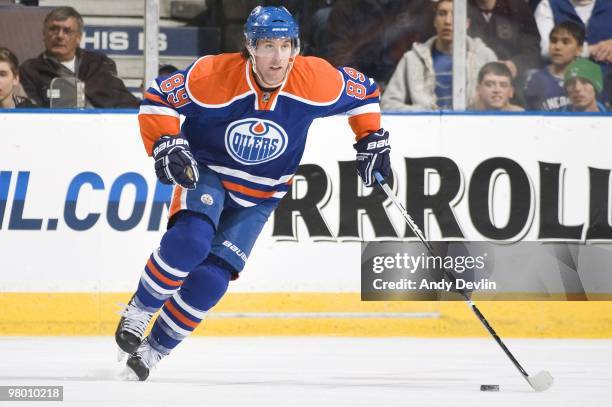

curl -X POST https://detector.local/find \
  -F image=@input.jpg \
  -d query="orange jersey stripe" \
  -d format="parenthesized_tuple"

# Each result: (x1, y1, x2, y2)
(247, 63, 281, 111)
(222, 181, 277, 199)
(364, 88, 381, 100)
(147, 259, 182, 287)
(144, 91, 172, 107)
(138, 114, 180, 155)
(350, 113, 382, 139)
(164, 300, 199, 328)
(168, 186, 184, 219)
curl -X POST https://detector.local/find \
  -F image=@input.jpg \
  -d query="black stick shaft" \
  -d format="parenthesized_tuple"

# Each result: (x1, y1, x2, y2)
(373, 172, 530, 380)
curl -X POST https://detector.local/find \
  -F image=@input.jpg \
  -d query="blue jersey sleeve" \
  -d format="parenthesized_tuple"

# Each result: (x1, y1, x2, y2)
(141, 64, 199, 117)
(323, 67, 382, 138)
(138, 64, 200, 155)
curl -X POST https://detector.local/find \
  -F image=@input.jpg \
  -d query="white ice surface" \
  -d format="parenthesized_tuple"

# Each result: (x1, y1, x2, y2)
(0, 337, 609, 406)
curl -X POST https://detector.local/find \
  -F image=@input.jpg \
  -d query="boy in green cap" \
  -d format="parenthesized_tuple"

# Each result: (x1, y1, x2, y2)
(561, 57, 607, 112)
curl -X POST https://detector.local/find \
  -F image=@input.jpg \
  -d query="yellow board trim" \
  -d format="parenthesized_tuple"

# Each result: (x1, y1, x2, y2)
(0, 292, 611, 337)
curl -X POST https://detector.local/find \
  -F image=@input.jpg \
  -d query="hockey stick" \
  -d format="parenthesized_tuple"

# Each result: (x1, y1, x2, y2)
(373, 171, 554, 392)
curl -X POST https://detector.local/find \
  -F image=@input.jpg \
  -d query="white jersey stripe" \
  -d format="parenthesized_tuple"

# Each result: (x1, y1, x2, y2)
(228, 192, 257, 207)
(346, 103, 380, 116)
(208, 165, 293, 186)
(141, 272, 177, 295)
(149, 79, 161, 93)
(139, 105, 180, 117)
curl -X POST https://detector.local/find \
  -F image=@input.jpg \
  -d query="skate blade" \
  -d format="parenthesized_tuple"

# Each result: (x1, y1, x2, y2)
(117, 348, 129, 362)
(119, 365, 140, 381)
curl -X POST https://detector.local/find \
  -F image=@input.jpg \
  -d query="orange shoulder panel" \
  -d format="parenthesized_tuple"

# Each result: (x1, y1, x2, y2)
(186, 53, 251, 105)
(283, 56, 344, 103)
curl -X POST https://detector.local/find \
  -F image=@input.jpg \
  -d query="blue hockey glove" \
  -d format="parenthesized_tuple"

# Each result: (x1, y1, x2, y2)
(152, 135, 199, 189)
(353, 128, 391, 187)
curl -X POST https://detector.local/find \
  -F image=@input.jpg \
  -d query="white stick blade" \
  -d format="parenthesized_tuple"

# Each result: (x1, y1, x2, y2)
(527, 370, 554, 392)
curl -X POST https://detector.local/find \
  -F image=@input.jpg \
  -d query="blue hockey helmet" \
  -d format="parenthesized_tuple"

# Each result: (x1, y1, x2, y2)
(244, 6, 300, 55)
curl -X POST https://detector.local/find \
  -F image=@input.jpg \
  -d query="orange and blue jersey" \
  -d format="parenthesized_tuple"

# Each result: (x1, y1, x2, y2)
(138, 53, 381, 208)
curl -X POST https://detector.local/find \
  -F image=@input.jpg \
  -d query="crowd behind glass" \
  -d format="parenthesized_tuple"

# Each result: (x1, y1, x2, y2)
(0, 0, 610, 112)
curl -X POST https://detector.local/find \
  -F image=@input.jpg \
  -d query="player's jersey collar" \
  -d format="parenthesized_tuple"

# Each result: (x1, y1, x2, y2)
(245, 59, 290, 111)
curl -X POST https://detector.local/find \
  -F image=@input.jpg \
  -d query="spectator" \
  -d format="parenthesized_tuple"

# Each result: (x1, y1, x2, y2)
(470, 62, 524, 111)
(534, 0, 612, 65)
(312, 0, 435, 88)
(468, 0, 542, 80)
(381, 0, 496, 111)
(157, 64, 179, 78)
(560, 57, 606, 112)
(0, 47, 35, 108)
(19, 6, 139, 108)
(300, 0, 334, 57)
(523, 21, 584, 111)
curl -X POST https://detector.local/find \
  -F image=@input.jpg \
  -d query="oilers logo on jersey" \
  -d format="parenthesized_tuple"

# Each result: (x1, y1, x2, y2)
(139, 53, 382, 208)
(225, 119, 288, 165)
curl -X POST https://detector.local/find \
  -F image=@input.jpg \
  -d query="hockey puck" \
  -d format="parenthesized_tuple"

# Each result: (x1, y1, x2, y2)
(480, 384, 499, 392)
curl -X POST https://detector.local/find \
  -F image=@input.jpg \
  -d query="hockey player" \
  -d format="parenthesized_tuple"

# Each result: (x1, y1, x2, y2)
(116, 6, 391, 381)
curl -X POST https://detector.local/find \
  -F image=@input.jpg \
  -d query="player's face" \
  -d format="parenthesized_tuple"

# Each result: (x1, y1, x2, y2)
(549, 29, 582, 66)
(253, 38, 293, 87)
(434, 1, 454, 43)
(0, 61, 18, 104)
(477, 73, 513, 110)
(44, 17, 82, 62)
(565, 77, 597, 111)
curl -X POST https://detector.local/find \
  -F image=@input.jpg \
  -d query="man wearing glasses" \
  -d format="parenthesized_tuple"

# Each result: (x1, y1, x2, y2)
(19, 6, 139, 108)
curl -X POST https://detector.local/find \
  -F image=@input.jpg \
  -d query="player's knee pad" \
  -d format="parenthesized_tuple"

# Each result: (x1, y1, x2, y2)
(178, 260, 232, 311)
(159, 211, 215, 272)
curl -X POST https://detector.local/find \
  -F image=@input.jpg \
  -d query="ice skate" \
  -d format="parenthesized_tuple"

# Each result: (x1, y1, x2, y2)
(121, 337, 165, 381)
(115, 296, 154, 360)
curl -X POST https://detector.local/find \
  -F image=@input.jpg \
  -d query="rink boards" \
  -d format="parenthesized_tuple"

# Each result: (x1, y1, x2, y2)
(0, 111, 611, 337)
(1, 292, 612, 338)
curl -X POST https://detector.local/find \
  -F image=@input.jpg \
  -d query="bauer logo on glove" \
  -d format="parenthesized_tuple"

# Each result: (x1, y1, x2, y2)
(353, 128, 391, 187)
(152, 135, 200, 189)
(366, 138, 390, 151)
(152, 137, 190, 157)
